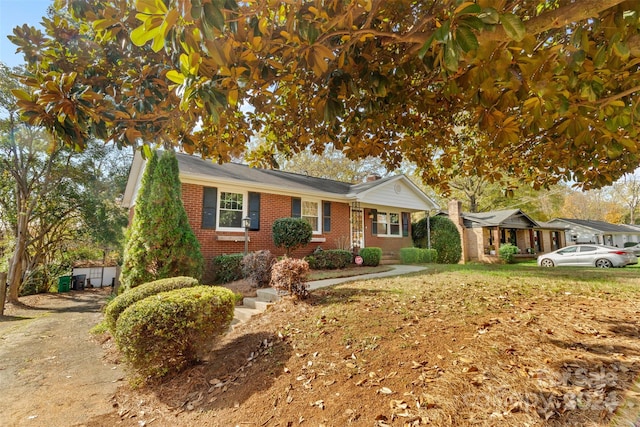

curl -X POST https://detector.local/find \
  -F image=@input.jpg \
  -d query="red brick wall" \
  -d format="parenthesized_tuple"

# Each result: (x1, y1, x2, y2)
(181, 184, 352, 274)
(363, 208, 414, 254)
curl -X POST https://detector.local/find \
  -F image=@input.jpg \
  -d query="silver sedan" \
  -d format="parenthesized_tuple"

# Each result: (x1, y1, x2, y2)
(537, 244, 638, 268)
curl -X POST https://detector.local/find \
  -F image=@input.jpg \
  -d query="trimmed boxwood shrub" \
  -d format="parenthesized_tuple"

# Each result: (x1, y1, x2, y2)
(114, 285, 236, 380)
(271, 257, 310, 298)
(359, 247, 382, 266)
(105, 276, 199, 332)
(212, 253, 244, 283)
(499, 243, 519, 264)
(412, 216, 462, 264)
(305, 249, 352, 269)
(272, 217, 312, 255)
(242, 250, 276, 288)
(399, 247, 438, 264)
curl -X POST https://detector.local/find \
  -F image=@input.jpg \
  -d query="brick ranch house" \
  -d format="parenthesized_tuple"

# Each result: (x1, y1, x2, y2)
(122, 151, 439, 276)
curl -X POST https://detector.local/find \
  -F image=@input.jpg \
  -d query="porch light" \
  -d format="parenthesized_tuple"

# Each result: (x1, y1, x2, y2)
(243, 216, 251, 255)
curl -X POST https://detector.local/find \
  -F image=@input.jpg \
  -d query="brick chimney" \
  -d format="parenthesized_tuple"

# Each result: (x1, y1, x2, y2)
(365, 174, 381, 182)
(448, 199, 466, 263)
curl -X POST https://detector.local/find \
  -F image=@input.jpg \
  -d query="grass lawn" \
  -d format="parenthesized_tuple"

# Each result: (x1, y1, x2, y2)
(114, 263, 640, 427)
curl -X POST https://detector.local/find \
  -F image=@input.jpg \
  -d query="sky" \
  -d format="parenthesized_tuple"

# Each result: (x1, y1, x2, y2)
(0, 0, 51, 68)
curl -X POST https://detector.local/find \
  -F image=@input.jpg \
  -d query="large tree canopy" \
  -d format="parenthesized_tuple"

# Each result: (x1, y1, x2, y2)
(10, 0, 640, 190)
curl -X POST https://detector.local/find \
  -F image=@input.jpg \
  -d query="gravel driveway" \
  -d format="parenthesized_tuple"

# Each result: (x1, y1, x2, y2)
(0, 289, 124, 427)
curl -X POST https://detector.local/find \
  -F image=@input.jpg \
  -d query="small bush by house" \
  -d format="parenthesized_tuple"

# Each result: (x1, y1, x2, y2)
(242, 250, 276, 288)
(271, 257, 310, 298)
(212, 253, 244, 284)
(305, 249, 353, 269)
(359, 247, 382, 266)
(399, 247, 437, 264)
(272, 218, 313, 255)
(114, 285, 236, 380)
(499, 243, 519, 264)
(105, 276, 199, 332)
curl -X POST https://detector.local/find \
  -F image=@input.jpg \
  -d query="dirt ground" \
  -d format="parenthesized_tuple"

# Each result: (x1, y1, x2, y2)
(0, 288, 124, 427)
(3, 268, 640, 427)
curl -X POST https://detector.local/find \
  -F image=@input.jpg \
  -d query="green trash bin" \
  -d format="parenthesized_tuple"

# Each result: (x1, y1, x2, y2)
(58, 275, 71, 292)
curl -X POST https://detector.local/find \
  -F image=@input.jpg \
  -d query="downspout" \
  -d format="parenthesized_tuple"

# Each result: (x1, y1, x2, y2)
(426, 210, 431, 250)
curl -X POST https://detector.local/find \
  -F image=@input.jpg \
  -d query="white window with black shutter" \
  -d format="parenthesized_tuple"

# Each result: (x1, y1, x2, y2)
(201, 187, 261, 231)
(292, 197, 322, 234)
(373, 210, 402, 237)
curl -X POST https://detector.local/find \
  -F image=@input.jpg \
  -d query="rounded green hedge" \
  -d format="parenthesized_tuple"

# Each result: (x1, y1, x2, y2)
(105, 276, 199, 333)
(399, 247, 437, 264)
(114, 285, 236, 380)
(305, 249, 353, 269)
(412, 216, 462, 264)
(272, 217, 312, 255)
(359, 247, 382, 266)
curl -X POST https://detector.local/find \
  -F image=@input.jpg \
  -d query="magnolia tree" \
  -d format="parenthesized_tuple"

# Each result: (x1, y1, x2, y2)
(9, 0, 640, 192)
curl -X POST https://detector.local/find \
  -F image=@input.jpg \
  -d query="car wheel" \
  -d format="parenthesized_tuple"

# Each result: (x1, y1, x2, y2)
(595, 258, 613, 268)
(540, 258, 554, 267)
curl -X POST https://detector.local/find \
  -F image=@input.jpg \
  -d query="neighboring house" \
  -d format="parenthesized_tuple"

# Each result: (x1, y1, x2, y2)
(445, 200, 567, 263)
(546, 218, 640, 247)
(122, 151, 439, 277)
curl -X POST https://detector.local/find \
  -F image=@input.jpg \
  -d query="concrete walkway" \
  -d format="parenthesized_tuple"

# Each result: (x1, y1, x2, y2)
(306, 264, 428, 291)
(234, 265, 428, 327)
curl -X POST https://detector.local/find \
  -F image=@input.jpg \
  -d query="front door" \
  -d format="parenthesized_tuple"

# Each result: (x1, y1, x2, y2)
(351, 207, 364, 251)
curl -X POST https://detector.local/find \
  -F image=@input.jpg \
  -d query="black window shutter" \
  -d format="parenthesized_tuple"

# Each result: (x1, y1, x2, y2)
(202, 187, 217, 229)
(371, 209, 378, 234)
(248, 192, 260, 231)
(292, 197, 301, 218)
(402, 212, 410, 237)
(323, 201, 331, 233)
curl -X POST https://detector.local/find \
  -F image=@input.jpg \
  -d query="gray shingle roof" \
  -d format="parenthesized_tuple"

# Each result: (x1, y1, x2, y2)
(552, 218, 639, 234)
(176, 152, 353, 195)
(462, 209, 539, 228)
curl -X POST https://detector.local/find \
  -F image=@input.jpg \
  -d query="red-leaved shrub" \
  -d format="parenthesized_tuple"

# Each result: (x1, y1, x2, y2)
(271, 257, 309, 298)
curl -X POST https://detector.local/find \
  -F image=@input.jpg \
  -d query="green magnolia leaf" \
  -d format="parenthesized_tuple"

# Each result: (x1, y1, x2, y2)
(500, 13, 526, 42)
(454, 2, 481, 16)
(11, 89, 32, 101)
(434, 21, 451, 43)
(203, 2, 225, 32)
(593, 44, 607, 68)
(417, 32, 436, 59)
(456, 27, 479, 52)
(458, 15, 485, 31)
(444, 40, 459, 72)
(478, 7, 499, 25)
(613, 42, 630, 61)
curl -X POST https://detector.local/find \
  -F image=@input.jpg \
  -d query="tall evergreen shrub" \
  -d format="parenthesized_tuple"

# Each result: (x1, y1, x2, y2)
(121, 150, 157, 289)
(120, 150, 204, 289)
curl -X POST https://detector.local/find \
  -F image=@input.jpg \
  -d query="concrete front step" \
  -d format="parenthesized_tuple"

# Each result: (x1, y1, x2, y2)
(233, 306, 262, 322)
(242, 297, 273, 311)
(233, 287, 282, 328)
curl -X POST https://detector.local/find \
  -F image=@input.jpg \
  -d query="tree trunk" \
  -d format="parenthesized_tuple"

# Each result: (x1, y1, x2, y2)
(7, 211, 28, 303)
(469, 195, 478, 214)
(0, 272, 6, 316)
